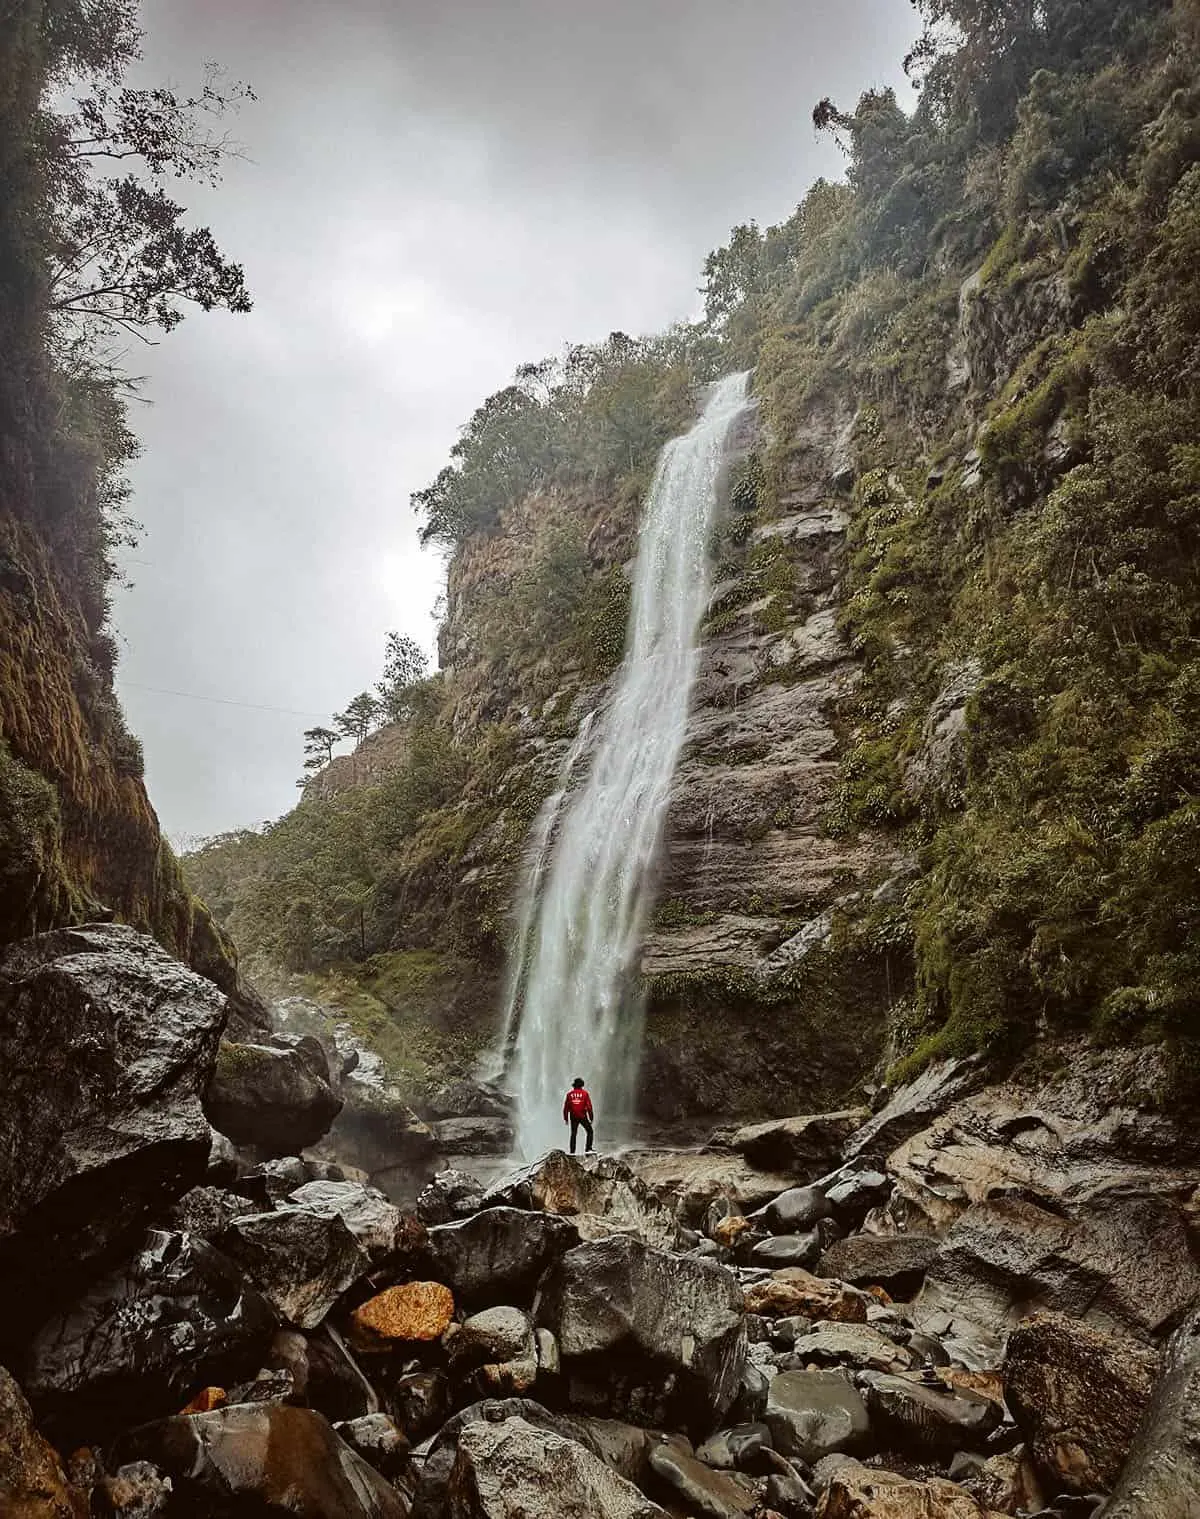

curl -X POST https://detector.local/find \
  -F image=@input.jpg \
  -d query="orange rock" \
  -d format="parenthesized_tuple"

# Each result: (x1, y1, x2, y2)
(713, 1215, 754, 1249)
(350, 1281, 455, 1350)
(745, 1268, 869, 1323)
(180, 1387, 227, 1414)
(866, 1285, 894, 1305)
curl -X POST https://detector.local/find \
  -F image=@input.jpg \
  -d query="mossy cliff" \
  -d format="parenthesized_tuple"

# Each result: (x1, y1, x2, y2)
(0, 2, 256, 1020)
(187, 0, 1200, 1112)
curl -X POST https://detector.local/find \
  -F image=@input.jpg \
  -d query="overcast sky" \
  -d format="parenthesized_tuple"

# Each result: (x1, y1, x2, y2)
(111, 0, 918, 846)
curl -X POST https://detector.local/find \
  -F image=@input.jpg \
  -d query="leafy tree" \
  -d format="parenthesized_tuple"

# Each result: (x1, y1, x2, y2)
(39, 12, 254, 356)
(377, 632, 428, 721)
(301, 725, 338, 775)
(334, 692, 381, 748)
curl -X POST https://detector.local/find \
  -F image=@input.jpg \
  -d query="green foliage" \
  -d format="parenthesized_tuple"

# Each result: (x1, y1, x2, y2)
(412, 329, 714, 547)
(0, 739, 66, 937)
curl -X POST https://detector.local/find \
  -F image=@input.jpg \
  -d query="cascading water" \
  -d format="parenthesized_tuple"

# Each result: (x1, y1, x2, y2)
(505, 371, 752, 1160)
(478, 710, 595, 1085)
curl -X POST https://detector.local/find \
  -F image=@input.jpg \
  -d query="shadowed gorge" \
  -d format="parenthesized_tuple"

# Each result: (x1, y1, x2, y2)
(4, 0, 1200, 1515)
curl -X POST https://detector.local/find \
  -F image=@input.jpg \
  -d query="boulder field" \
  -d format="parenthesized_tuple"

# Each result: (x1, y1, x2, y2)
(3, 926, 1200, 1516)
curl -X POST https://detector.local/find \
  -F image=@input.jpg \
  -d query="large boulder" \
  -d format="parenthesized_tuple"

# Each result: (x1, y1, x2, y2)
(744, 1269, 869, 1323)
(534, 1235, 746, 1435)
(122, 1403, 406, 1516)
(765, 1370, 870, 1463)
(913, 1191, 1200, 1366)
(350, 1283, 455, 1352)
(818, 1460, 1008, 1517)
(764, 1186, 832, 1234)
(216, 1207, 371, 1329)
(729, 1111, 868, 1176)
(204, 1035, 342, 1156)
(841, 1057, 986, 1164)
(286, 1181, 407, 1261)
(861, 1373, 1003, 1456)
(426, 1078, 512, 1121)
(0, 1366, 83, 1518)
(882, 1046, 1200, 1236)
(446, 1416, 667, 1519)
(424, 1207, 578, 1309)
(817, 1234, 939, 1300)
(483, 1152, 679, 1250)
(1004, 1313, 1159, 1497)
(647, 1442, 759, 1517)
(417, 1169, 486, 1226)
(624, 1151, 801, 1228)
(431, 1116, 514, 1157)
(0, 924, 227, 1331)
(24, 1230, 276, 1444)
(411, 1398, 604, 1519)
(1102, 1304, 1200, 1516)
(789, 1322, 915, 1374)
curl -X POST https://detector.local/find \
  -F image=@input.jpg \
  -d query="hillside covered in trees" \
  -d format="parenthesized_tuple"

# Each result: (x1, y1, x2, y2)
(0, 0, 259, 1011)
(185, 0, 1200, 1106)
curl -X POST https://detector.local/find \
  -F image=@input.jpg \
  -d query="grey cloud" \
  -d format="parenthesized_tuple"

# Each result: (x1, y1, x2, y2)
(115, 0, 918, 843)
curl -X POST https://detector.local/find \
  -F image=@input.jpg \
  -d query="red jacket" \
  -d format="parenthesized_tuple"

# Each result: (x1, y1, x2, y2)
(563, 1087, 593, 1122)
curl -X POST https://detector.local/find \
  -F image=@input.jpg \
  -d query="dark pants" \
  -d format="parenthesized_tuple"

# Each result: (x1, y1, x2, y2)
(569, 1115, 594, 1154)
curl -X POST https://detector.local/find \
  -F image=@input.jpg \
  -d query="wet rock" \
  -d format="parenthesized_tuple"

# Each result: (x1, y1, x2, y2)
(534, 1234, 746, 1434)
(1004, 1311, 1158, 1496)
(165, 1186, 253, 1242)
(729, 1363, 771, 1425)
(817, 1235, 938, 1300)
(765, 1187, 833, 1234)
(819, 1460, 1005, 1517)
(25, 1230, 275, 1444)
(914, 1192, 1200, 1366)
(431, 1116, 514, 1156)
(648, 1441, 759, 1517)
(286, 1180, 406, 1260)
(761, 1449, 817, 1517)
(789, 1322, 914, 1374)
(413, 1400, 606, 1519)
(388, 1371, 449, 1443)
(730, 1112, 869, 1176)
(954, 1448, 1045, 1515)
(122, 1403, 406, 1516)
(449, 1308, 537, 1395)
(842, 1058, 986, 1165)
(447, 1415, 666, 1518)
(752, 1232, 821, 1268)
(95, 1462, 171, 1517)
(304, 1326, 380, 1422)
(820, 1170, 892, 1232)
(424, 1207, 578, 1309)
(333, 1413, 410, 1481)
(626, 1151, 800, 1226)
(696, 1422, 773, 1472)
(331, 1076, 438, 1203)
(884, 1049, 1200, 1237)
(204, 1035, 343, 1156)
(483, 1152, 679, 1250)
(417, 1170, 486, 1226)
(0, 1365, 83, 1517)
(217, 1207, 370, 1329)
(745, 1270, 868, 1323)
(426, 1078, 512, 1121)
(862, 1372, 1003, 1456)
(764, 1371, 870, 1463)
(351, 1282, 455, 1351)
(0, 924, 227, 1329)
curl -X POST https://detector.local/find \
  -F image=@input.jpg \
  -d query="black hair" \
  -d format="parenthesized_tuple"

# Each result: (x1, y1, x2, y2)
(572, 1077, 585, 1087)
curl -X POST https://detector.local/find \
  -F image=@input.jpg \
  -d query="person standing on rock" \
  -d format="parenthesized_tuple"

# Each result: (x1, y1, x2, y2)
(563, 1077, 595, 1155)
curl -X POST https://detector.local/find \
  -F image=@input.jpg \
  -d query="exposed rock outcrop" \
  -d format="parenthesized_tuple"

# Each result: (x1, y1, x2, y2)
(204, 1034, 343, 1156)
(0, 925, 226, 1334)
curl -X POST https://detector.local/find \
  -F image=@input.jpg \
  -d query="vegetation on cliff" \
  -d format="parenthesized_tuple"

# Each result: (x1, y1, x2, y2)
(0, 1, 254, 996)
(188, 0, 1200, 1087)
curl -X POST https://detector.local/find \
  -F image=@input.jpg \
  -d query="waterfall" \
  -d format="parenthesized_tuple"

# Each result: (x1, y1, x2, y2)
(505, 371, 752, 1160)
(478, 710, 595, 1085)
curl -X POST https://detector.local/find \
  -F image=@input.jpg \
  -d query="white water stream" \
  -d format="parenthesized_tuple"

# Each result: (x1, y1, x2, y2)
(504, 372, 751, 1159)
